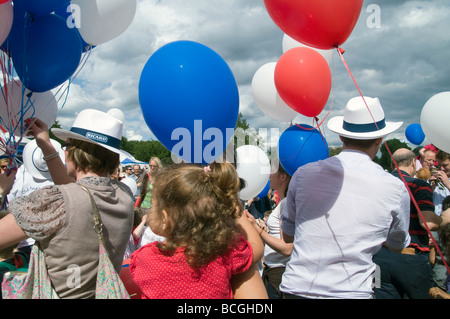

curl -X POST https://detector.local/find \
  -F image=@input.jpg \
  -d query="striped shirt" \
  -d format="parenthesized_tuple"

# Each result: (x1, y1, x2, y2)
(392, 169, 435, 251)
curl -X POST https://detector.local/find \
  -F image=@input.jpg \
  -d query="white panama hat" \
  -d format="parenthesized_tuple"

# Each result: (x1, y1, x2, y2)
(23, 138, 65, 180)
(327, 96, 403, 140)
(52, 109, 128, 157)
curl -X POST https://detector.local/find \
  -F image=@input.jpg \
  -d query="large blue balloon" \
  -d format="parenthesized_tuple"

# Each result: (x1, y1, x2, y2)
(54, 4, 95, 52)
(14, 0, 70, 17)
(278, 124, 329, 176)
(405, 123, 425, 145)
(8, 12, 82, 92)
(139, 41, 239, 164)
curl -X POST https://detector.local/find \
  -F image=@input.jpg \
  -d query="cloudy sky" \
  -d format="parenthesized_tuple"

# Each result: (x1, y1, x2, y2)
(52, 0, 450, 148)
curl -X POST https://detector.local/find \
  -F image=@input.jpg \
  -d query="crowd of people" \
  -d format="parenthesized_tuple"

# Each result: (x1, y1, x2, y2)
(0, 95, 449, 299)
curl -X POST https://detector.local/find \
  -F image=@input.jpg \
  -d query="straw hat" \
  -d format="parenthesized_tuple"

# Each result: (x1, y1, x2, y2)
(52, 109, 128, 157)
(327, 96, 403, 139)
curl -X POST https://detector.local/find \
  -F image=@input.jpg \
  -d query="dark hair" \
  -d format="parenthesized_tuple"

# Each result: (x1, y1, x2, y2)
(340, 136, 379, 149)
(437, 150, 450, 162)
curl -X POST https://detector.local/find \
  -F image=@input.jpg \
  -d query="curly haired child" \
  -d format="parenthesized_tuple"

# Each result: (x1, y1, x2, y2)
(129, 162, 263, 299)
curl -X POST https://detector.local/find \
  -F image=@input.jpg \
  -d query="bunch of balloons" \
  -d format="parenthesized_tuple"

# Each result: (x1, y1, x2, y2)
(252, 0, 363, 122)
(252, 0, 363, 177)
(0, 0, 136, 167)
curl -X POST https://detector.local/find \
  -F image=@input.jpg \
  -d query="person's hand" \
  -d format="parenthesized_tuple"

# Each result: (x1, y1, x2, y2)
(244, 209, 257, 226)
(244, 210, 266, 233)
(429, 286, 450, 299)
(26, 118, 50, 146)
(0, 168, 17, 197)
(435, 170, 450, 190)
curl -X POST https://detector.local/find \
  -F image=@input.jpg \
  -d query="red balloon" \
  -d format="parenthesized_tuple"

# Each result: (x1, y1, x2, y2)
(264, 0, 364, 50)
(275, 47, 332, 118)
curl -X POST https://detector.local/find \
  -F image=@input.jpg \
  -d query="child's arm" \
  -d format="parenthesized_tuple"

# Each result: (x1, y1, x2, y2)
(247, 211, 293, 257)
(231, 264, 268, 299)
(132, 215, 147, 240)
(235, 209, 264, 264)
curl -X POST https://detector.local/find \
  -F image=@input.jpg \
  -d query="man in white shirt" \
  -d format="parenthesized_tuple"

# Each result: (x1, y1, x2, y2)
(280, 96, 411, 299)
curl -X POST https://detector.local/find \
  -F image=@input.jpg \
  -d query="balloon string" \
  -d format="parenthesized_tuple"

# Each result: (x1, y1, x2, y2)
(337, 46, 450, 276)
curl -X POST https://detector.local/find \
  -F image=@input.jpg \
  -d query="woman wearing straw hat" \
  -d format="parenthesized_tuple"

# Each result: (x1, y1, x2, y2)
(0, 109, 134, 298)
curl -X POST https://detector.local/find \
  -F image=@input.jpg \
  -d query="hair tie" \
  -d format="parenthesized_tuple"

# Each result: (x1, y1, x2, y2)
(203, 165, 211, 173)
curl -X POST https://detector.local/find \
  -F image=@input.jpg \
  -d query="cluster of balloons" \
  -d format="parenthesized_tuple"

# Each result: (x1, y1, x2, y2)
(253, 0, 363, 122)
(0, 0, 136, 164)
(404, 92, 450, 152)
(252, 0, 364, 177)
(1, 0, 136, 92)
(138, 1, 366, 200)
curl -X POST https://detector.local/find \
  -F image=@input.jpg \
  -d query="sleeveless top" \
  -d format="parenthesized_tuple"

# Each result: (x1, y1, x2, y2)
(9, 177, 134, 298)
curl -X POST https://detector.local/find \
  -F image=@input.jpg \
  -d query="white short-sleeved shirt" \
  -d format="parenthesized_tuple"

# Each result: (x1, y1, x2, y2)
(280, 149, 411, 299)
(433, 179, 450, 216)
(263, 198, 290, 268)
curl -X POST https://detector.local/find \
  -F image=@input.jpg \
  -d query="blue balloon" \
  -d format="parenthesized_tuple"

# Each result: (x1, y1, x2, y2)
(54, 4, 95, 52)
(8, 12, 82, 92)
(13, 0, 70, 17)
(257, 179, 271, 199)
(405, 123, 425, 145)
(139, 41, 239, 164)
(278, 124, 329, 176)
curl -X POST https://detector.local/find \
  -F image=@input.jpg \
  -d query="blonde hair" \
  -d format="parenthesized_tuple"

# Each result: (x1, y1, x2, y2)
(152, 162, 242, 269)
(416, 167, 431, 181)
(149, 157, 163, 168)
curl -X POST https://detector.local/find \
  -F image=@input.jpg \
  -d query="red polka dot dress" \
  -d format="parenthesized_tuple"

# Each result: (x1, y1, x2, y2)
(129, 234, 253, 299)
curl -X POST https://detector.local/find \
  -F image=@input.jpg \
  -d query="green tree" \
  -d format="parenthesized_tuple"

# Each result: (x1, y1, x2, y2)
(375, 138, 410, 170)
(49, 121, 63, 143)
(236, 112, 250, 130)
(122, 138, 173, 165)
(329, 145, 343, 157)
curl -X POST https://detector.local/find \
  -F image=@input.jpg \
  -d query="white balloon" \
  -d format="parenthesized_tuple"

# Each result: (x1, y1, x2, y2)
(107, 108, 125, 123)
(236, 145, 271, 201)
(120, 177, 137, 195)
(0, 81, 58, 136)
(251, 62, 297, 122)
(420, 91, 450, 153)
(72, 0, 137, 45)
(282, 34, 334, 67)
(0, 0, 13, 46)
